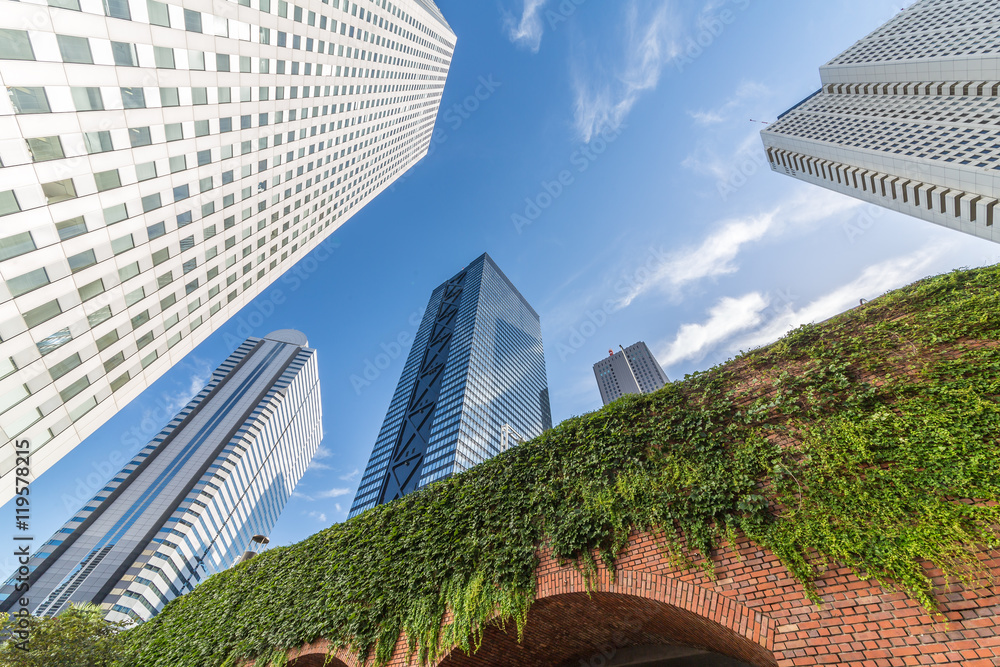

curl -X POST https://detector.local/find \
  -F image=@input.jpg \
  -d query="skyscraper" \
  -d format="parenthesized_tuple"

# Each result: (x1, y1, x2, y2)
(0, 0, 454, 502)
(0, 330, 321, 622)
(761, 0, 1000, 245)
(349, 253, 551, 516)
(593, 342, 668, 406)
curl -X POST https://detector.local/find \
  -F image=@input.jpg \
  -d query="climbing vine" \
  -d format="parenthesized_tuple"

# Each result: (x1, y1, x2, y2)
(117, 264, 1000, 667)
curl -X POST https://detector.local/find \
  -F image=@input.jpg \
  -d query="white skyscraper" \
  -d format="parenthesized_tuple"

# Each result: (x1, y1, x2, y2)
(593, 342, 669, 406)
(0, 0, 454, 502)
(761, 0, 1000, 245)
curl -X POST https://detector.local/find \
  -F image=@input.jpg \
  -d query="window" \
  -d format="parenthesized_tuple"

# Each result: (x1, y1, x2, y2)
(55, 217, 87, 241)
(0, 191, 20, 217)
(110, 372, 130, 392)
(78, 278, 105, 301)
(184, 9, 202, 32)
(154, 46, 174, 69)
(197, 150, 212, 166)
(104, 203, 128, 225)
(121, 87, 145, 108)
(8, 268, 49, 297)
(68, 249, 97, 273)
(219, 117, 232, 133)
(125, 286, 145, 306)
(136, 331, 154, 349)
(141, 193, 162, 212)
(56, 35, 93, 64)
(49, 353, 82, 381)
(194, 120, 209, 137)
(216, 53, 230, 71)
(131, 310, 149, 328)
(87, 305, 112, 328)
(118, 262, 139, 281)
(42, 179, 76, 204)
(84, 131, 113, 154)
(160, 87, 180, 106)
(137, 162, 158, 181)
(147, 222, 166, 240)
(129, 127, 152, 147)
(70, 87, 103, 111)
(38, 328, 72, 355)
(24, 299, 62, 328)
(173, 185, 190, 201)
(160, 292, 176, 309)
(182, 258, 197, 273)
(169, 156, 187, 173)
(96, 329, 119, 351)
(0, 30, 34, 60)
(0, 232, 35, 260)
(157, 271, 173, 288)
(0, 384, 30, 413)
(111, 234, 134, 255)
(94, 169, 121, 192)
(8, 87, 49, 114)
(103, 351, 125, 373)
(179, 236, 195, 251)
(27, 137, 64, 162)
(152, 248, 170, 265)
(147, 0, 169, 26)
(199, 177, 213, 193)
(185, 279, 199, 294)
(111, 41, 138, 67)
(60, 376, 90, 402)
(102, 0, 130, 19)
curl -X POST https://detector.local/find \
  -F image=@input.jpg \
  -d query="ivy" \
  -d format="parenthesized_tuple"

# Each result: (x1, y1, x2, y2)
(118, 264, 1000, 667)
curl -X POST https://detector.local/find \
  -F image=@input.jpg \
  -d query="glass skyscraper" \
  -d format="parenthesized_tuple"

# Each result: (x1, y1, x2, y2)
(0, 0, 454, 504)
(350, 253, 551, 516)
(0, 329, 321, 622)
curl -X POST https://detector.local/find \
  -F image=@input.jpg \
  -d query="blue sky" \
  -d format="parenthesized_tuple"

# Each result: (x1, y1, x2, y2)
(4, 0, 1000, 572)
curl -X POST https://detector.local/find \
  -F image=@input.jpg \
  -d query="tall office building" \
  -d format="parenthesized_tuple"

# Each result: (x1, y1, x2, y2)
(0, 0, 454, 502)
(761, 0, 1000, 245)
(349, 253, 552, 516)
(0, 330, 321, 622)
(593, 342, 668, 406)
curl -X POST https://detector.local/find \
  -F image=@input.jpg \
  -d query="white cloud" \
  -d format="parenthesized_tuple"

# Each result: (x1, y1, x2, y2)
(688, 80, 770, 126)
(503, 0, 549, 52)
(338, 468, 360, 481)
(618, 187, 864, 309)
(657, 292, 769, 366)
(731, 245, 949, 353)
(306, 511, 328, 523)
(335, 503, 343, 513)
(317, 487, 352, 499)
(572, 1, 680, 142)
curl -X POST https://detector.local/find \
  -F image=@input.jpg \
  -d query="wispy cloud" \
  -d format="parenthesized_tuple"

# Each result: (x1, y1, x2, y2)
(732, 245, 949, 353)
(687, 80, 770, 126)
(503, 0, 549, 52)
(572, 1, 680, 142)
(317, 488, 352, 499)
(306, 511, 328, 523)
(338, 468, 360, 481)
(618, 188, 864, 309)
(657, 292, 769, 366)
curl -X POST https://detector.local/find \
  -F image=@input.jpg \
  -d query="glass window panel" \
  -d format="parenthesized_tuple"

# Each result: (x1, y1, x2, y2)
(68, 249, 96, 273)
(59, 375, 90, 402)
(38, 327, 72, 355)
(94, 169, 121, 192)
(7, 268, 49, 297)
(0, 232, 35, 260)
(147, 221, 166, 240)
(173, 184, 190, 201)
(152, 248, 170, 265)
(95, 329, 119, 351)
(27, 136, 64, 162)
(0, 30, 33, 60)
(170, 155, 187, 173)
(23, 299, 62, 328)
(55, 217, 87, 241)
(0, 191, 20, 217)
(104, 203, 128, 225)
(141, 193, 162, 212)
(216, 53, 230, 71)
(154, 46, 174, 68)
(110, 234, 134, 254)
(177, 211, 192, 227)
(88, 304, 112, 327)
(218, 87, 231, 103)
(147, 0, 169, 26)
(49, 353, 81, 380)
(194, 120, 209, 137)
(179, 235, 195, 251)
(129, 127, 152, 147)
(184, 9, 202, 32)
(103, 351, 125, 373)
(79, 278, 105, 301)
(69, 396, 97, 422)
(8, 87, 50, 114)
(111, 41, 137, 67)
(189, 50, 205, 70)
(157, 271, 173, 288)
(109, 372, 130, 392)
(70, 87, 103, 111)
(125, 286, 145, 306)
(160, 87, 180, 106)
(117, 263, 139, 282)
(84, 131, 113, 154)
(42, 179, 76, 204)
(121, 87, 145, 108)
(219, 117, 232, 132)
(136, 331, 154, 348)
(56, 35, 93, 64)
(102, 0, 130, 19)
(136, 162, 157, 181)
(0, 384, 29, 413)
(197, 150, 211, 166)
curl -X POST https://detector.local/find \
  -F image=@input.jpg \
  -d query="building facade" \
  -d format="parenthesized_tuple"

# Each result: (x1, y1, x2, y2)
(0, 0, 454, 502)
(593, 342, 669, 406)
(761, 0, 1000, 245)
(349, 253, 552, 516)
(0, 329, 322, 622)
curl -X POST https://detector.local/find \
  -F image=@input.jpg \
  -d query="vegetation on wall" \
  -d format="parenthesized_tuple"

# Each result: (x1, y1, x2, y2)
(118, 264, 1000, 667)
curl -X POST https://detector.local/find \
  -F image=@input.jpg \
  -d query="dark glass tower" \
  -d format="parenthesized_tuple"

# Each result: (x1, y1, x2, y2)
(350, 253, 551, 516)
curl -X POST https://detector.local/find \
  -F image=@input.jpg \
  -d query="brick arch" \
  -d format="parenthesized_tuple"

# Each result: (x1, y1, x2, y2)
(436, 567, 776, 667)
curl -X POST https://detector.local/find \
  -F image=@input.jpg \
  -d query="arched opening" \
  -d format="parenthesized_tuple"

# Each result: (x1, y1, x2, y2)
(437, 592, 775, 667)
(286, 651, 352, 667)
